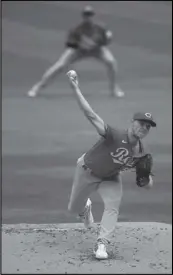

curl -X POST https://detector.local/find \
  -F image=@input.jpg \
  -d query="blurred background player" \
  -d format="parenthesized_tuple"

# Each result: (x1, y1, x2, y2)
(27, 5, 124, 98)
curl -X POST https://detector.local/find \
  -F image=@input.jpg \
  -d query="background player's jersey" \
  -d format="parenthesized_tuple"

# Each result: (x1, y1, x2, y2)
(66, 22, 110, 50)
(84, 125, 146, 179)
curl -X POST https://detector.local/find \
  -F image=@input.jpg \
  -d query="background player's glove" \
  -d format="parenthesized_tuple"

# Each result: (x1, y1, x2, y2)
(105, 30, 113, 44)
(135, 154, 153, 187)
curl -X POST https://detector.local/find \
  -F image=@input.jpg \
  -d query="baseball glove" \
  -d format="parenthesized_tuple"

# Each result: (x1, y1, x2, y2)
(134, 154, 153, 187)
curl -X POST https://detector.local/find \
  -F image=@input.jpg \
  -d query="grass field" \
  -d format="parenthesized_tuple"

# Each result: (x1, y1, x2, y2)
(2, 1, 172, 224)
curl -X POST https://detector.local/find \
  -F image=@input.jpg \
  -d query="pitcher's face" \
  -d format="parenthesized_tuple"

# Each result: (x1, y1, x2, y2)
(132, 120, 151, 139)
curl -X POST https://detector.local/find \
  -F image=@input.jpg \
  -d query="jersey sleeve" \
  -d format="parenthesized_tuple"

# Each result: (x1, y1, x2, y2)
(101, 124, 115, 141)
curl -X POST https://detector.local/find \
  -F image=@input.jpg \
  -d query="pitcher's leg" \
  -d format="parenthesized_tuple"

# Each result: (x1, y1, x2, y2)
(68, 156, 101, 215)
(97, 174, 123, 243)
(27, 48, 80, 97)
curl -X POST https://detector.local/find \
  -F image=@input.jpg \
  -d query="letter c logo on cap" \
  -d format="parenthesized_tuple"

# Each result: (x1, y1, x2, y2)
(145, 113, 152, 118)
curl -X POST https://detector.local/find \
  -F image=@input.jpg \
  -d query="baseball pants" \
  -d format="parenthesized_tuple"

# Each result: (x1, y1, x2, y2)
(68, 154, 123, 243)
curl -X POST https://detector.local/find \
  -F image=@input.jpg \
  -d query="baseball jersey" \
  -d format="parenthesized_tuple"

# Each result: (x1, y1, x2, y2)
(84, 125, 146, 179)
(66, 22, 109, 49)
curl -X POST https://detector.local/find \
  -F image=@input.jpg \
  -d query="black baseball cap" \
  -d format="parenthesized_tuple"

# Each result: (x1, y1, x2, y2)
(82, 5, 95, 16)
(133, 112, 156, 127)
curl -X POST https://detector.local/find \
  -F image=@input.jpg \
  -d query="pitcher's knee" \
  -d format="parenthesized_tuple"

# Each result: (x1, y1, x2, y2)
(105, 206, 119, 215)
(104, 201, 120, 214)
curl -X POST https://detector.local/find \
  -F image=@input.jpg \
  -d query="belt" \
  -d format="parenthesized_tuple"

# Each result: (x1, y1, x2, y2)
(82, 164, 119, 181)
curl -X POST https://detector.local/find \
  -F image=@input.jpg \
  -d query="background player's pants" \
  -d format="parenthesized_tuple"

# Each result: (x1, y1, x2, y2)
(68, 154, 123, 243)
(35, 46, 117, 95)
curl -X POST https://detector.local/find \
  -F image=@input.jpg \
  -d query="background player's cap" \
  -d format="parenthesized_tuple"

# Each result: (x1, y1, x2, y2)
(82, 5, 95, 16)
(133, 112, 156, 127)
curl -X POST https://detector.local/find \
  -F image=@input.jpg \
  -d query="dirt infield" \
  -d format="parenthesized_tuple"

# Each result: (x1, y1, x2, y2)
(2, 223, 172, 274)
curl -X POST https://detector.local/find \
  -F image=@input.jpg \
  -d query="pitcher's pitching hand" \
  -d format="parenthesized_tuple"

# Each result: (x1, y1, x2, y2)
(67, 70, 79, 87)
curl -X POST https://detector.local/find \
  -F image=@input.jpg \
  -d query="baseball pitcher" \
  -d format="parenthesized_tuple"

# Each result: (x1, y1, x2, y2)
(67, 70, 156, 260)
(27, 5, 124, 98)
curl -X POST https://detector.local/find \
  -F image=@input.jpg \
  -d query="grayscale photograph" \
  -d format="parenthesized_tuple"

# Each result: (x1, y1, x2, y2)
(2, 1, 172, 273)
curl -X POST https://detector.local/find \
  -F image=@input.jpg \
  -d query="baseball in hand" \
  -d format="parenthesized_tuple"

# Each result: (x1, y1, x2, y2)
(67, 70, 78, 85)
(67, 70, 77, 78)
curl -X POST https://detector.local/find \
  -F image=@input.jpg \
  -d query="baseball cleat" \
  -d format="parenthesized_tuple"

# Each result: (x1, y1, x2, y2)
(27, 89, 37, 97)
(27, 84, 40, 97)
(94, 241, 108, 260)
(114, 86, 125, 98)
(115, 90, 125, 98)
(81, 198, 94, 228)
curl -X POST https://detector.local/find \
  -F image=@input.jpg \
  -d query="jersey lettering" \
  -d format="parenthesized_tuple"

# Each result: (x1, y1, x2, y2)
(110, 147, 134, 167)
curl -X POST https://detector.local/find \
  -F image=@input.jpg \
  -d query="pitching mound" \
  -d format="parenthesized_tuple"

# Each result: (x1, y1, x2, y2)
(2, 222, 172, 274)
